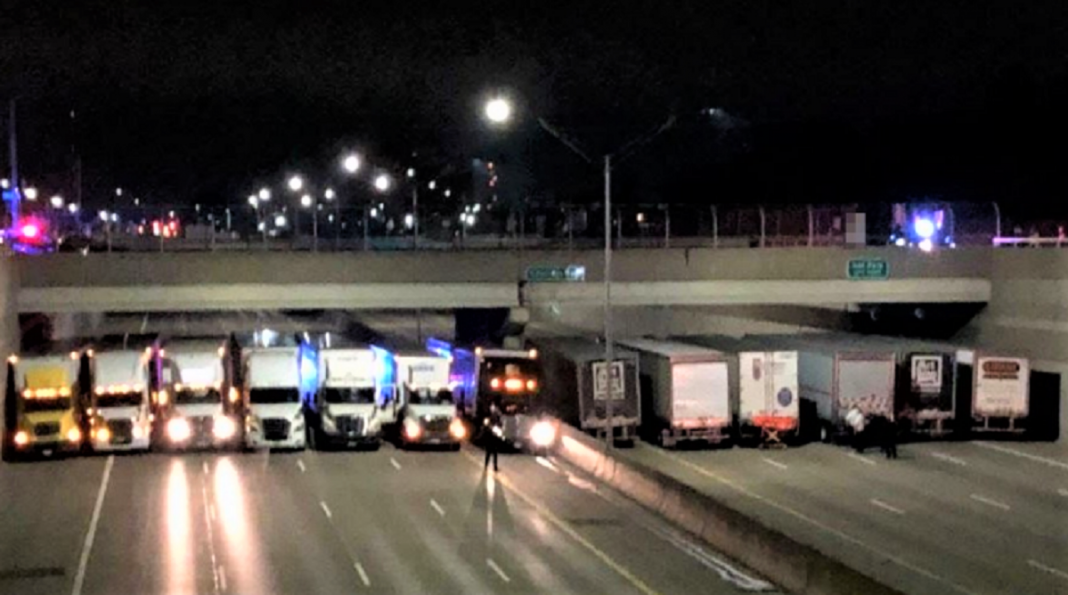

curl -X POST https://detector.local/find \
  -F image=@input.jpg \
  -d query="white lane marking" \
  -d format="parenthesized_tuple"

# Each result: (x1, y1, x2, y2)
(761, 457, 788, 470)
(209, 504, 217, 522)
(200, 483, 221, 594)
(970, 494, 1011, 511)
(656, 450, 978, 595)
(1029, 559, 1068, 582)
(847, 452, 877, 466)
(975, 442, 1068, 471)
(535, 456, 561, 473)
(219, 565, 228, 592)
(297, 459, 306, 473)
(390, 457, 402, 470)
(486, 558, 511, 583)
(354, 562, 371, 587)
(1058, 488, 1068, 498)
(931, 452, 968, 466)
(203, 461, 209, 474)
(320, 501, 333, 519)
(430, 499, 446, 517)
(72, 455, 114, 595)
(870, 499, 906, 515)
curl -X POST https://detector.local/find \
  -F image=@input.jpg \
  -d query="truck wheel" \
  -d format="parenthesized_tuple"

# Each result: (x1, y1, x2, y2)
(819, 423, 831, 443)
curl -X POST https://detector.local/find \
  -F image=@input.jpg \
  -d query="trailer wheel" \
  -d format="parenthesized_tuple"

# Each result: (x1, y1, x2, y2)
(819, 423, 831, 443)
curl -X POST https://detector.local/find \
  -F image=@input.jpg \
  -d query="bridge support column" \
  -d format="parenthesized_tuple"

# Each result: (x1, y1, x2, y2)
(0, 254, 19, 454)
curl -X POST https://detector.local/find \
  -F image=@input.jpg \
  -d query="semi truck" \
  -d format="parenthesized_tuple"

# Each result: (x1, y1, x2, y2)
(4, 350, 86, 458)
(770, 334, 896, 443)
(157, 338, 242, 450)
(619, 338, 730, 447)
(87, 340, 157, 452)
(243, 342, 317, 450)
(969, 352, 1030, 433)
(308, 345, 386, 449)
(393, 349, 465, 449)
(532, 337, 641, 445)
(426, 338, 555, 452)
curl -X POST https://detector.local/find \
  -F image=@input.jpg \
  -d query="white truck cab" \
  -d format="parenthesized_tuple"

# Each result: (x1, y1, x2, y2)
(312, 348, 383, 448)
(89, 349, 154, 452)
(159, 339, 241, 450)
(243, 346, 312, 450)
(396, 352, 465, 449)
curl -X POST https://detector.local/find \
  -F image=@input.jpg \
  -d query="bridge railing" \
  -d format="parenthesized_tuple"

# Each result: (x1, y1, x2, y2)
(38, 201, 1047, 253)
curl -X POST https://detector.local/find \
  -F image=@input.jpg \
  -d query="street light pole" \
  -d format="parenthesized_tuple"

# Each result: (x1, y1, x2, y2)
(603, 154, 614, 448)
(412, 184, 419, 249)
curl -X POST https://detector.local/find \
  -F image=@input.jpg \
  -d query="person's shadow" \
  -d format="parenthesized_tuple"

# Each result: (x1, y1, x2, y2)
(459, 467, 517, 564)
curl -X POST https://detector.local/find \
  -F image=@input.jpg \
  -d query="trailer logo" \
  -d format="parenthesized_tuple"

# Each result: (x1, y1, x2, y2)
(982, 360, 1020, 379)
(777, 387, 793, 407)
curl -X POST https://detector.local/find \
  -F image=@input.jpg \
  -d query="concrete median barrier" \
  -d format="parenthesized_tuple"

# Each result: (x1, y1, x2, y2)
(554, 424, 903, 595)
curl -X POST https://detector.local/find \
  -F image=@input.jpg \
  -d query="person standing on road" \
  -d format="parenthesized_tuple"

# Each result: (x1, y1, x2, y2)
(483, 401, 502, 472)
(879, 415, 899, 459)
(845, 405, 866, 453)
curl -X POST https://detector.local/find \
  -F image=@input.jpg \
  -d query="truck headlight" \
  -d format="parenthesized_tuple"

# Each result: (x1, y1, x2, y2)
(13, 430, 28, 446)
(167, 418, 191, 442)
(66, 427, 82, 443)
(530, 420, 556, 447)
(449, 418, 466, 440)
(213, 416, 237, 440)
(403, 418, 422, 440)
(95, 426, 112, 443)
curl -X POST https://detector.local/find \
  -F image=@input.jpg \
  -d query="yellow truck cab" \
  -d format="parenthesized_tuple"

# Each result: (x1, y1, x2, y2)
(4, 351, 86, 458)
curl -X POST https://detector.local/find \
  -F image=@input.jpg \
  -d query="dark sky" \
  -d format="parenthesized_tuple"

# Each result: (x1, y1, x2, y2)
(2, 0, 1067, 219)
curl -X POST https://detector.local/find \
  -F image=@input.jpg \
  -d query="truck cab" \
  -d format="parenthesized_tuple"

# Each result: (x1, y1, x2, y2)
(310, 346, 384, 449)
(157, 339, 241, 450)
(394, 351, 465, 449)
(5, 352, 86, 458)
(87, 347, 155, 452)
(243, 344, 314, 450)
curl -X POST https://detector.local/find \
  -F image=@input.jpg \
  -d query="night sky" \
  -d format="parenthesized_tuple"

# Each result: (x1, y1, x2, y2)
(2, 0, 1067, 220)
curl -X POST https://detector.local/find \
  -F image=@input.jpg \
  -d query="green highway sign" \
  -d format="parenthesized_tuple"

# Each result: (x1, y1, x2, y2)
(847, 258, 890, 280)
(526, 264, 586, 283)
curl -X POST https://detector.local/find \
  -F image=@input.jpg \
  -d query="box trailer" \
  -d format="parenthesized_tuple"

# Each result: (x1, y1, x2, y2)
(683, 335, 801, 446)
(970, 352, 1029, 433)
(619, 339, 730, 447)
(531, 337, 640, 443)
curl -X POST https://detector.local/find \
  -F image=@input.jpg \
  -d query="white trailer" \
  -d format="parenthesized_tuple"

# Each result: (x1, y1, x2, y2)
(394, 352, 464, 448)
(243, 346, 312, 450)
(89, 350, 154, 452)
(970, 352, 1029, 433)
(619, 339, 731, 447)
(312, 347, 383, 448)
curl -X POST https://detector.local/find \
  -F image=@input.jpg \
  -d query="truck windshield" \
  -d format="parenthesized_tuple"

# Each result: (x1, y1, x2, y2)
(409, 388, 454, 405)
(23, 397, 73, 413)
(175, 388, 222, 405)
(249, 388, 300, 404)
(323, 387, 375, 404)
(96, 392, 143, 408)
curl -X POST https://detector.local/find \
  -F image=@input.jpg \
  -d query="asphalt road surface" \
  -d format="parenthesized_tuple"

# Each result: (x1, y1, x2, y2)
(0, 444, 776, 595)
(629, 440, 1068, 595)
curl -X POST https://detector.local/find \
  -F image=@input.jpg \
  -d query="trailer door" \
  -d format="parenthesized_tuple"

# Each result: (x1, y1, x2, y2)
(837, 356, 895, 417)
(672, 361, 729, 422)
(769, 351, 800, 420)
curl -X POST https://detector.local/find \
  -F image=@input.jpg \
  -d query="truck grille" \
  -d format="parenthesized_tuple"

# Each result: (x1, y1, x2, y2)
(107, 419, 134, 444)
(33, 422, 60, 437)
(190, 416, 213, 440)
(262, 418, 291, 441)
(425, 416, 451, 433)
(335, 415, 364, 436)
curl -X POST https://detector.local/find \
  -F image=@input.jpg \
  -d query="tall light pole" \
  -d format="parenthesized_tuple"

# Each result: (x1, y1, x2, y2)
(483, 94, 683, 448)
(406, 167, 419, 249)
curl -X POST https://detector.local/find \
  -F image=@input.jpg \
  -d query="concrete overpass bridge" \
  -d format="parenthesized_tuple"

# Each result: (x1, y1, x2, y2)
(10, 247, 990, 313)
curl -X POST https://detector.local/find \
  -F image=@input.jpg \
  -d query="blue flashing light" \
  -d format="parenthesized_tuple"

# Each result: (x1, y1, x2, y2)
(371, 345, 397, 407)
(914, 218, 936, 239)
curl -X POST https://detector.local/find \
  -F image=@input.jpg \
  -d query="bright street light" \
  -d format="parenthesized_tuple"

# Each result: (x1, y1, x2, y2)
(248, 195, 258, 207)
(24, 187, 38, 201)
(0, 178, 8, 189)
(300, 194, 313, 208)
(274, 214, 287, 227)
(342, 154, 361, 174)
(484, 97, 513, 124)
(443, 189, 452, 198)
(428, 180, 437, 190)
(50, 195, 64, 208)
(258, 187, 271, 201)
(67, 203, 79, 214)
(324, 188, 336, 201)
(406, 168, 416, 179)
(374, 174, 391, 192)
(115, 187, 123, 197)
(98, 210, 109, 222)
(287, 175, 304, 192)
(404, 213, 414, 229)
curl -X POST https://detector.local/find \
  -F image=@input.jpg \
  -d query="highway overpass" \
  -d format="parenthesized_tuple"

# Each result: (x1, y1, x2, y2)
(10, 247, 990, 312)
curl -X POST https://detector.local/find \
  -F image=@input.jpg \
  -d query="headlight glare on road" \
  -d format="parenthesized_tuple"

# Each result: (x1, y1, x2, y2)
(449, 418, 466, 440)
(530, 420, 556, 447)
(167, 417, 191, 442)
(403, 418, 422, 441)
(213, 416, 237, 440)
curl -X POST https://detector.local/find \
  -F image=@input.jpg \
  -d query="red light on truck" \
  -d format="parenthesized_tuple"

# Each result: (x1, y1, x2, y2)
(491, 377, 501, 389)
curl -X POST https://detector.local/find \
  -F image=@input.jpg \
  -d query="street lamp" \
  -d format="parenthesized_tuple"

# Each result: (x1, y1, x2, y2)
(324, 188, 336, 201)
(258, 187, 271, 201)
(374, 174, 391, 193)
(247, 195, 258, 207)
(67, 203, 78, 214)
(300, 194, 313, 208)
(24, 187, 38, 201)
(342, 153, 361, 174)
(50, 195, 64, 209)
(287, 175, 304, 192)
(482, 95, 683, 449)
